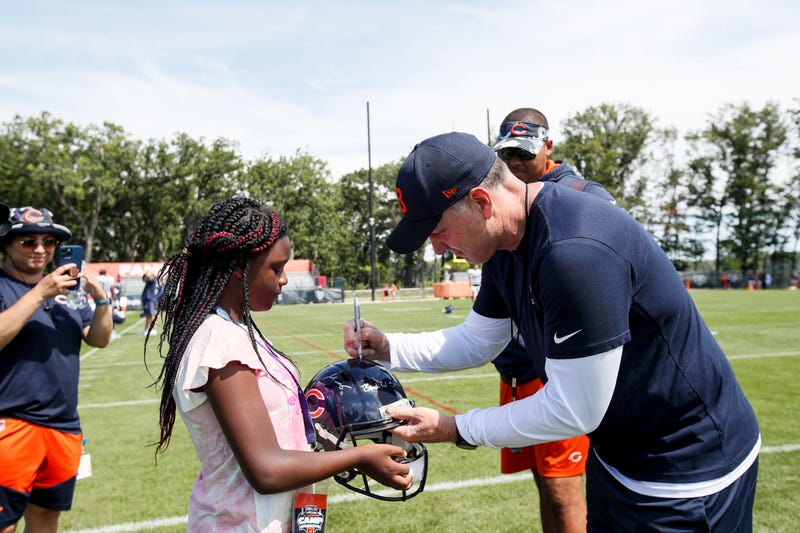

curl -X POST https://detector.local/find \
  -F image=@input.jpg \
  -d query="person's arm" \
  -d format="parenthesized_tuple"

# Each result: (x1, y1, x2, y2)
(386, 346, 622, 448)
(81, 270, 113, 347)
(344, 309, 512, 373)
(204, 361, 413, 494)
(457, 346, 622, 447)
(0, 265, 78, 351)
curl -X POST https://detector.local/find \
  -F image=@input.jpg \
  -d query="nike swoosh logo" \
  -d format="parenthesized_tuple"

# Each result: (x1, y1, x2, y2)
(553, 329, 582, 344)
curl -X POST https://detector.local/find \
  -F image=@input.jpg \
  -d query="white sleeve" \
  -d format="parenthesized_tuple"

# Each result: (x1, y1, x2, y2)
(386, 310, 512, 373)
(456, 346, 622, 448)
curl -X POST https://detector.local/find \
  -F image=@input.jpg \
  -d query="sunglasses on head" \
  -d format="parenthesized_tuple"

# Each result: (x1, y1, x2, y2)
(496, 147, 537, 162)
(18, 237, 60, 250)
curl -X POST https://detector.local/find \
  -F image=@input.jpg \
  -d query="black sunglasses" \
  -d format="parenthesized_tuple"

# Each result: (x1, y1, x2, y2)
(496, 147, 537, 162)
(18, 237, 60, 250)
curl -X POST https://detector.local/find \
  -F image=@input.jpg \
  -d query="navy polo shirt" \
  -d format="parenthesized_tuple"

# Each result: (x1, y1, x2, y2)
(0, 269, 92, 432)
(475, 183, 759, 483)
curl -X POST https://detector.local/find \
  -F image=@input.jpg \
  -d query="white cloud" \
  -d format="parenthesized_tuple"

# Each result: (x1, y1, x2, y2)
(0, 0, 797, 178)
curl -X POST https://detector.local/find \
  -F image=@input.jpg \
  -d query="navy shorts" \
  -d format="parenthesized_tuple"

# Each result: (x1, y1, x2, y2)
(586, 449, 758, 532)
(142, 300, 157, 316)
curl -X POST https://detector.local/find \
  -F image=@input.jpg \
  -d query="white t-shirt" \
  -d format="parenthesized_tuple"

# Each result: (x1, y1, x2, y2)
(174, 314, 312, 532)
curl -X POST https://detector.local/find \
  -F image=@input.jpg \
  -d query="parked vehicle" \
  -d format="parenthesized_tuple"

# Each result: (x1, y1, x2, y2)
(119, 277, 145, 310)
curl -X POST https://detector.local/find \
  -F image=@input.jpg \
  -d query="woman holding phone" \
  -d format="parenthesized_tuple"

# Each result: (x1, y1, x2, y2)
(0, 204, 112, 533)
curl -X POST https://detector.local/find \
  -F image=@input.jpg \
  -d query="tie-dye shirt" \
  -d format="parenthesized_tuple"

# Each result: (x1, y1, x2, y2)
(174, 313, 312, 532)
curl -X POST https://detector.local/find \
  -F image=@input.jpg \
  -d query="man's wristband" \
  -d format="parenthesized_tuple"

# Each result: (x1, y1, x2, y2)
(455, 425, 477, 450)
(94, 298, 112, 307)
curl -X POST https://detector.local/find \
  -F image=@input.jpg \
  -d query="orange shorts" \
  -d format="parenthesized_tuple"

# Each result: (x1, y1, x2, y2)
(499, 378, 589, 478)
(0, 418, 82, 523)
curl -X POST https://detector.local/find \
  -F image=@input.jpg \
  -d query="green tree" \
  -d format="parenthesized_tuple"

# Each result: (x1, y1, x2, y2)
(0, 113, 136, 262)
(137, 134, 245, 260)
(335, 160, 406, 290)
(783, 102, 800, 276)
(555, 103, 657, 211)
(686, 102, 788, 276)
(243, 152, 340, 276)
(638, 128, 701, 270)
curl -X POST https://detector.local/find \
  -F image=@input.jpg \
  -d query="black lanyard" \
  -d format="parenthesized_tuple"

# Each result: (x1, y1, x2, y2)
(212, 306, 315, 446)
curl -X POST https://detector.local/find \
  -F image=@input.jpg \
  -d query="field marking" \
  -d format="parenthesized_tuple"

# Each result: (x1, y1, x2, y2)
(762, 443, 800, 453)
(64, 442, 800, 533)
(78, 347, 800, 410)
(80, 319, 145, 362)
(77, 375, 500, 410)
(262, 322, 461, 415)
(79, 351, 800, 371)
(402, 372, 498, 383)
(80, 399, 156, 409)
(83, 361, 150, 368)
(728, 351, 800, 360)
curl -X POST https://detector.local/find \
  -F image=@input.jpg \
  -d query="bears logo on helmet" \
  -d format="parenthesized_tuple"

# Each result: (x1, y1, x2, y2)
(304, 359, 428, 501)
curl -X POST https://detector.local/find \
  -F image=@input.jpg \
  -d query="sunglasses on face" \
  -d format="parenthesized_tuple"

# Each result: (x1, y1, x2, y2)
(496, 147, 537, 162)
(18, 237, 60, 250)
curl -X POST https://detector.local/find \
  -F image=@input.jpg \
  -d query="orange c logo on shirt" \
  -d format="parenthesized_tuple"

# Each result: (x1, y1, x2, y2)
(395, 188, 407, 214)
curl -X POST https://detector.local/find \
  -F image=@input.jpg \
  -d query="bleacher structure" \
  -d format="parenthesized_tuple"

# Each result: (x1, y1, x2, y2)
(279, 259, 344, 304)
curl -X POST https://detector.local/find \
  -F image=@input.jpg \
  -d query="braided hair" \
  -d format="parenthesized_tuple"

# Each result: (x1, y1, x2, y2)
(147, 197, 289, 454)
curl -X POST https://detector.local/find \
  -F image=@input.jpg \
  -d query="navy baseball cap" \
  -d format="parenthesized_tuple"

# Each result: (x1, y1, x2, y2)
(387, 132, 496, 254)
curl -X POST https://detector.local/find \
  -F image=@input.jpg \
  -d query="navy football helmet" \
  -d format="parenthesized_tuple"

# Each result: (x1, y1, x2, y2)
(304, 359, 427, 501)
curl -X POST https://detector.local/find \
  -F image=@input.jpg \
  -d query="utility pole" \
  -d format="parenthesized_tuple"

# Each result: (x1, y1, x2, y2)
(367, 102, 377, 301)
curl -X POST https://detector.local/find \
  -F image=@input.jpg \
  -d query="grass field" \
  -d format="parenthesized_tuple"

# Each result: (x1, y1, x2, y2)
(54, 289, 800, 532)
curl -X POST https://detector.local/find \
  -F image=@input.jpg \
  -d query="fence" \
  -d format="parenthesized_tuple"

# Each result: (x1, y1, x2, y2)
(679, 271, 799, 290)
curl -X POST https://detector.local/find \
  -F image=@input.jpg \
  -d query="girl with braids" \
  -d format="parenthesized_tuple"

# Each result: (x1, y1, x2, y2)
(148, 197, 411, 532)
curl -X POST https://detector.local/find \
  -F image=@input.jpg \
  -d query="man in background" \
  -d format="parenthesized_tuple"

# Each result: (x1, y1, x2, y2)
(467, 263, 482, 301)
(97, 269, 120, 339)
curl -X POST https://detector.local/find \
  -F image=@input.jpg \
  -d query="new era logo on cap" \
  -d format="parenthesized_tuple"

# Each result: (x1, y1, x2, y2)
(387, 132, 496, 254)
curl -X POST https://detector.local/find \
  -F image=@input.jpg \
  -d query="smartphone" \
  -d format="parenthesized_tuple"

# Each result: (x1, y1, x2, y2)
(57, 245, 84, 290)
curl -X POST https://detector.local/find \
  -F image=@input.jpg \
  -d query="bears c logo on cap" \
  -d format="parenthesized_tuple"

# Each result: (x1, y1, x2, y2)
(510, 122, 527, 136)
(21, 209, 45, 223)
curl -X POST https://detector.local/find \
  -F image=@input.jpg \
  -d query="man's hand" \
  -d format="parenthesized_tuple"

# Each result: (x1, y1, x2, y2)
(342, 317, 391, 361)
(384, 405, 458, 444)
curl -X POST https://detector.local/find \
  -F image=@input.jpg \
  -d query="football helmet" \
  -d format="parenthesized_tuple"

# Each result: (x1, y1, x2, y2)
(304, 358, 427, 501)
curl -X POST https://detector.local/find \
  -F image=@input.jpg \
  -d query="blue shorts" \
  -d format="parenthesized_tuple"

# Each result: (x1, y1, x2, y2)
(586, 448, 758, 532)
(142, 300, 157, 316)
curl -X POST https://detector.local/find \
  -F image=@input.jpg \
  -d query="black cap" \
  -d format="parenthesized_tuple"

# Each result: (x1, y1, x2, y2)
(3, 206, 71, 241)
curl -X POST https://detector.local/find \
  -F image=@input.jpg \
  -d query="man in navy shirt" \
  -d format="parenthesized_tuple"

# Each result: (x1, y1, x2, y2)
(345, 133, 760, 531)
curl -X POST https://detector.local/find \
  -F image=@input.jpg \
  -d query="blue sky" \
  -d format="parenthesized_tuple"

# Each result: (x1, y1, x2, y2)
(1, 0, 798, 178)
